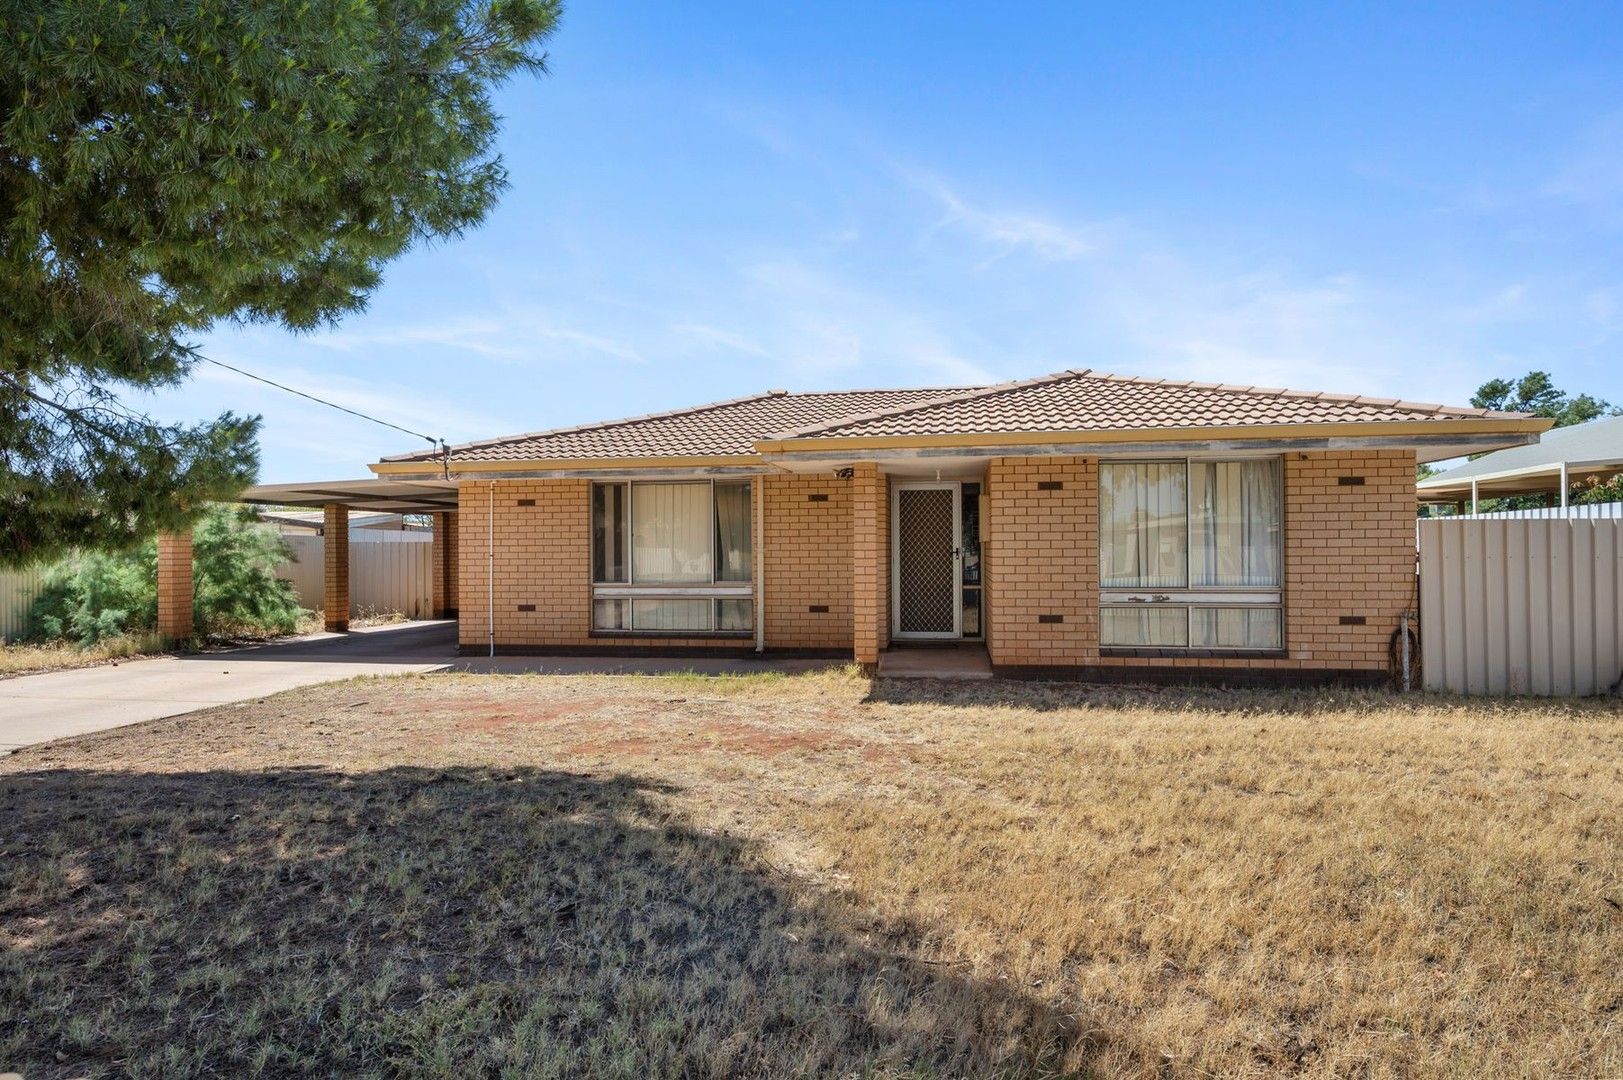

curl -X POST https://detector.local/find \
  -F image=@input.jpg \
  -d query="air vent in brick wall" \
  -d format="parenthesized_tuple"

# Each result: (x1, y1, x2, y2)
(1036, 480, 1064, 491)
(1337, 476, 1365, 486)
(1038, 613, 1064, 624)
(516, 498, 536, 506)
(517, 604, 536, 612)
(808, 605, 829, 613)
(808, 493, 829, 502)
(1339, 615, 1366, 625)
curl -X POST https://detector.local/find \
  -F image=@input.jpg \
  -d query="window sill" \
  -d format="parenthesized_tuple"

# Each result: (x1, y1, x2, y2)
(1100, 647, 1289, 660)
(590, 630, 754, 640)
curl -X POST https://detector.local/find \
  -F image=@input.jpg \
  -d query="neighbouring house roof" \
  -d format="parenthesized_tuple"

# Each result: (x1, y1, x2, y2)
(1417, 413, 1623, 503)
(380, 388, 976, 465)
(761, 369, 1531, 443)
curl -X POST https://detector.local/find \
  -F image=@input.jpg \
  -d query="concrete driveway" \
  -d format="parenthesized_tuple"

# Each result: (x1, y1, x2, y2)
(0, 620, 458, 752)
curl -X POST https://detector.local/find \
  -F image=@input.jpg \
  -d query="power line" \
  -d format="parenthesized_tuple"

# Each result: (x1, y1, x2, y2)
(197, 353, 445, 452)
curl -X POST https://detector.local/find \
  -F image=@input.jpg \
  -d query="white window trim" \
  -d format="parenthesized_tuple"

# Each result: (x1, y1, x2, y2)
(591, 479, 755, 634)
(1099, 457, 1285, 651)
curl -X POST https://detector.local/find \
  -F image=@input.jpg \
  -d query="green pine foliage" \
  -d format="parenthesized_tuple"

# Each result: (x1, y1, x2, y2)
(0, 0, 560, 566)
(27, 505, 308, 644)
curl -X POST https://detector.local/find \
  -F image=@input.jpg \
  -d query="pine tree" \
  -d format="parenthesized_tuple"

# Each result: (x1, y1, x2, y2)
(0, 0, 559, 566)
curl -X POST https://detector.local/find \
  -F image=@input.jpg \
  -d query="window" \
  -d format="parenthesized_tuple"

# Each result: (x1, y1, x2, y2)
(590, 481, 754, 634)
(1099, 458, 1282, 650)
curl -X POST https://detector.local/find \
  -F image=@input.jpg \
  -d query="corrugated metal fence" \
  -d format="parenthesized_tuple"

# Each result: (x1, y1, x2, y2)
(278, 533, 434, 619)
(0, 533, 434, 641)
(1419, 518, 1623, 696)
(0, 565, 47, 642)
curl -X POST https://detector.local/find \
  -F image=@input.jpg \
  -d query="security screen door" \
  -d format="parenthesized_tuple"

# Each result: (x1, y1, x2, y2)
(892, 482, 961, 639)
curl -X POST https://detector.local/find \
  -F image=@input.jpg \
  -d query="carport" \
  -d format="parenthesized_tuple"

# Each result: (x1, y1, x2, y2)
(154, 479, 458, 641)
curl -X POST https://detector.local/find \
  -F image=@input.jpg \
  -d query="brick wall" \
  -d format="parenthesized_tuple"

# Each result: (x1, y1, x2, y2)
(850, 464, 889, 664)
(986, 450, 1417, 676)
(457, 478, 830, 653)
(323, 504, 349, 632)
(1275, 449, 1417, 670)
(985, 457, 1099, 667)
(431, 511, 460, 618)
(156, 532, 194, 641)
(762, 473, 853, 650)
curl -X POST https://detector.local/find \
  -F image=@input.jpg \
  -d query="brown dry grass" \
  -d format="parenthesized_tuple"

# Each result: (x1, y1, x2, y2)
(1, 670, 1619, 1078)
(0, 632, 165, 679)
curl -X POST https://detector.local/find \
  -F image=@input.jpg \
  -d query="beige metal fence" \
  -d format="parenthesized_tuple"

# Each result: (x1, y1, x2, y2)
(0, 565, 47, 642)
(1419, 518, 1623, 696)
(278, 533, 434, 619)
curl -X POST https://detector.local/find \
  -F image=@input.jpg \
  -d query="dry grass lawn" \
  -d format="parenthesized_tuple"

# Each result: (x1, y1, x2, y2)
(0, 633, 164, 679)
(1, 670, 1619, 1078)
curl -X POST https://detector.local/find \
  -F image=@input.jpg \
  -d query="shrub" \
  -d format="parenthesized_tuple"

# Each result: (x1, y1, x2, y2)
(27, 505, 308, 645)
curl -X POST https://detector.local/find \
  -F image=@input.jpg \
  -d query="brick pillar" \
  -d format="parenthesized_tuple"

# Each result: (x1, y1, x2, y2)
(156, 531, 194, 642)
(851, 463, 889, 667)
(324, 504, 349, 632)
(431, 511, 460, 619)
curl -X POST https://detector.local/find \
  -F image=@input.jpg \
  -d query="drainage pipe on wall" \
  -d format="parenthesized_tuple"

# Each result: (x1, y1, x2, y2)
(487, 481, 495, 658)
(753, 475, 765, 653)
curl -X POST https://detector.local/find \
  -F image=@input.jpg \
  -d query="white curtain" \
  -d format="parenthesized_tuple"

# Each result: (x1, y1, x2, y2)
(716, 599, 753, 632)
(1100, 462, 1187, 588)
(713, 483, 752, 583)
(1191, 606, 1281, 649)
(1190, 460, 1281, 587)
(632, 483, 711, 583)
(632, 598, 711, 631)
(1101, 606, 1188, 647)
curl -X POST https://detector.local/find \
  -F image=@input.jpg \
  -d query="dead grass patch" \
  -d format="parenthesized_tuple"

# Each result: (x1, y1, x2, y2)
(1, 671, 1618, 1078)
(0, 632, 165, 679)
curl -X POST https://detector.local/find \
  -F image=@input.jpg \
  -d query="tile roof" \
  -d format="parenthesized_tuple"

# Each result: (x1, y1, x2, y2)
(766, 369, 1533, 441)
(384, 387, 977, 463)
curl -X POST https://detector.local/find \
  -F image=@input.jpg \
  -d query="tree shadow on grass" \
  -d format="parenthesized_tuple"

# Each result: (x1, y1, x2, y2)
(864, 676, 1445, 716)
(0, 765, 1087, 1079)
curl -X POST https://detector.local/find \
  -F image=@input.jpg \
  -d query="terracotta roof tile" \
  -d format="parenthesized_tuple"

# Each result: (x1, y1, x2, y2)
(384, 387, 977, 463)
(383, 369, 1531, 467)
(765, 369, 1531, 441)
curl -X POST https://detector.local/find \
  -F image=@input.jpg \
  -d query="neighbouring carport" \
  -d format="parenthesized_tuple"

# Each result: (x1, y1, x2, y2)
(154, 479, 459, 641)
(1418, 413, 1623, 512)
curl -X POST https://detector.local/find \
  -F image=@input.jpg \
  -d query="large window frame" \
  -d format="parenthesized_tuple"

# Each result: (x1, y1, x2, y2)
(1099, 456, 1284, 652)
(590, 480, 754, 636)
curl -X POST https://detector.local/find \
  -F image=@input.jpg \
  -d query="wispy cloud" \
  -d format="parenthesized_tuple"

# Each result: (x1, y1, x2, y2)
(901, 168, 1100, 262)
(306, 312, 643, 365)
(672, 322, 773, 359)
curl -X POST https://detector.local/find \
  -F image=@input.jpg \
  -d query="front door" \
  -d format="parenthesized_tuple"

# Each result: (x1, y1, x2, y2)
(892, 482, 961, 639)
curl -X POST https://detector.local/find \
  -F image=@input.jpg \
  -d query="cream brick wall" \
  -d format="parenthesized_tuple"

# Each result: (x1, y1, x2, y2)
(431, 511, 460, 619)
(156, 532, 194, 642)
(451, 451, 1414, 673)
(850, 464, 890, 664)
(457, 477, 840, 652)
(986, 450, 1417, 674)
(985, 457, 1099, 667)
(323, 504, 349, 633)
(761, 473, 853, 649)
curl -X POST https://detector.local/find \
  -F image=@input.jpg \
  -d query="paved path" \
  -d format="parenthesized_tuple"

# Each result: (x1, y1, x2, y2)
(0, 621, 458, 752)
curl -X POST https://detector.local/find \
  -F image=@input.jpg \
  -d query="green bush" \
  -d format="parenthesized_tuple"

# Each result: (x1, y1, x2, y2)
(27, 505, 309, 645)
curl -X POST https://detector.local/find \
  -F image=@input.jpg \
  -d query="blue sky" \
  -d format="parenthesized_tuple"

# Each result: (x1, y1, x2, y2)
(150, 2, 1623, 481)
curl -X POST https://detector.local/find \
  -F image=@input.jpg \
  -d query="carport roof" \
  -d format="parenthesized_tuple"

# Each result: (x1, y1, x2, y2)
(1417, 413, 1623, 502)
(238, 478, 457, 513)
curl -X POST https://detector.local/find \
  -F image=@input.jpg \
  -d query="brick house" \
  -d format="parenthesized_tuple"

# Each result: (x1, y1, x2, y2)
(239, 369, 1547, 685)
